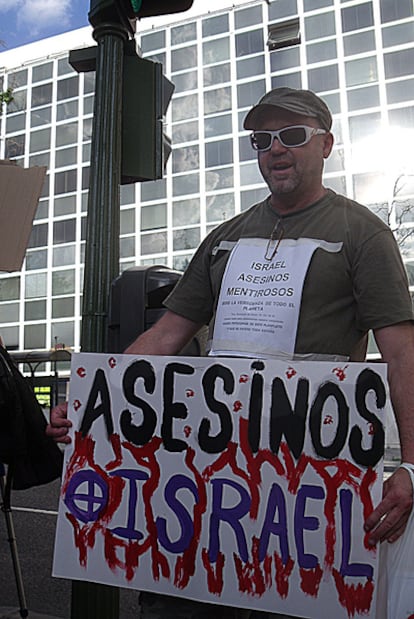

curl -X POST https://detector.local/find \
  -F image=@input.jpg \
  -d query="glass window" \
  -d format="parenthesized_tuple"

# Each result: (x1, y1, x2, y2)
(53, 219, 76, 244)
(380, 0, 413, 23)
(382, 22, 414, 48)
(173, 227, 200, 251)
(268, 0, 298, 19)
(141, 204, 166, 230)
(240, 187, 269, 211)
(8, 69, 27, 88)
(56, 121, 78, 147)
(269, 47, 300, 72)
(341, 3, 373, 33)
(205, 167, 234, 191)
(57, 76, 79, 101)
(307, 40, 337, 64)
(24, 324, 46, 349)
(304, 0, 333, 9)
(171, 22, 196, 45)
(84, 72, 95, 95)
(308, 64, 339, 92)
(30, 152, 50, 168)
(55, 169, 77, 195)
(29, 128, 51, 153)
(172, 145, 199, 173)
(141, 30, 166, 53)
(204, 114, 232, 138)
(173, 199, 200, 227)
(31, 106, 51, 127)
(32, 83, 53, 107)
(54, 195, 76, 217)
(173, 255, 193, 272)
(386, 79, 414, 105)
(237, 80, 266, 108)
(0, 277, 20, 301)
(202, 14, 229, 37)
(0, 302, 18, 323)
(343, 30, 375, 56)
(55, 146, 77, 168)
(389, 106, 414, 129)
(271, 72, 301, 89)
(206, 193, 235, 223)
(52, 269, 75, 295)
(25, 299, 46, 321)
(120, 237, 135, 258)
(239, 134, 256, 162)
(235, 5, 263, 29)
(32, 62, 53, 82)
(173, 71, 198, 93)
(305, 12, 335, 40)
(141, 231, 167, 255)
(345, 57, 378, 87)
(172, 173, 199, 196)
(5, 134, 25, 158)
(172, 121, 199, 144)
(171, 46, 197, 72)
(83, 118, 93, 142)
(384, 49, 414, 80)
(52, 297, 74, 318)
(84, 95, 94, 115)
(6, 113, 26, 133)
(236, 30, 264, 57)
(172, 93, 198, 122)
(53, 245, 76, 267)
(51, 321, 74, 347)
(58, 57, 74, 75)
(203, 64, 231, 87)
(237, 56, 265, 80)
(141, 178, 166, 202)
(26, 249, 47, 270)
(347, 85, 380, 111)
(7, 91, 26, 113)
(28, 223, 48, 249)
(324, 148, 345, 174)
(25, 272, 47, 298)
(348, 112, 381, 143)
(120, 184, 135, 205)
(239, 161, 263, 186)
(204, 87, 231, 115)
(57, 100, 78, 121)
(120, 209, 135, 234)
(205, 139, 233, 168)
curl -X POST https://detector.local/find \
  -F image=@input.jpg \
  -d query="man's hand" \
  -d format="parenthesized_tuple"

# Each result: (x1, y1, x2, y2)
(364, 466, 413, 545)
(46, 402, 72, 444)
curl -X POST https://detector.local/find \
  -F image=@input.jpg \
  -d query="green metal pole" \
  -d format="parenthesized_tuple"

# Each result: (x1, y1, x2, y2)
(71, 20, 128, 619)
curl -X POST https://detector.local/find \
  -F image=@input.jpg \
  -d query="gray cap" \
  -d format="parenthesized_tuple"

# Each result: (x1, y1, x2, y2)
(243, 87, 332, 131)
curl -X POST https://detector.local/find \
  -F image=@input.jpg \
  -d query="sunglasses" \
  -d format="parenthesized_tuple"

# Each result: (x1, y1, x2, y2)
(250, 125, 327, 151)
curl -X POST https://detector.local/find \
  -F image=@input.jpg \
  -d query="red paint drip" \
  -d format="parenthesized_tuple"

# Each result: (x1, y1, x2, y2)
(332, 569, 374, 617)
(299, 565, 323, 597)
(106, 433, 123, 471)
(201, 548, 225, 595)
(274, 552, 295, 599)
(233, 538, 270, 597)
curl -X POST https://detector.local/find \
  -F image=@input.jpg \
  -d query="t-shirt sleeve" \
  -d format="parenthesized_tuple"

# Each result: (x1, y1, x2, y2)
(353, 228, 414, 331)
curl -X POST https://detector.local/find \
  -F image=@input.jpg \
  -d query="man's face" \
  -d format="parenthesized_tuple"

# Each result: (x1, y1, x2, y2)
(254, 108, 333, 206)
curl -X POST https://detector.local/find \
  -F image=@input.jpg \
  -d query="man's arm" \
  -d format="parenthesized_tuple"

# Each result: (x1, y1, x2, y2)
(123, 309, 204, 355)
(46, 310, 204, 443)
(364, 321, 414, 544)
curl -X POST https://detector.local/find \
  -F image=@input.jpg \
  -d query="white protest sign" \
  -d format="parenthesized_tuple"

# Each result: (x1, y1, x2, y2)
(53, 353, 389, 619)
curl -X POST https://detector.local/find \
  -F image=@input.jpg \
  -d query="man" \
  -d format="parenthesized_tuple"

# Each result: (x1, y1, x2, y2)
(48, 87, 414, 619)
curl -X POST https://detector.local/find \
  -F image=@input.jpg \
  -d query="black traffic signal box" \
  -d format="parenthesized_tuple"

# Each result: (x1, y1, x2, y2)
(107, 265, 205, 355)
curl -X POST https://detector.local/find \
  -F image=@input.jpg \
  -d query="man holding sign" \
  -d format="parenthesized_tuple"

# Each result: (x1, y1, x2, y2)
(48, 88, 414, 619)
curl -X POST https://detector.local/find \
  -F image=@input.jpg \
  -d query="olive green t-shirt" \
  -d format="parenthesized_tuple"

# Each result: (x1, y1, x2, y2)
(165, 190, 413, 359)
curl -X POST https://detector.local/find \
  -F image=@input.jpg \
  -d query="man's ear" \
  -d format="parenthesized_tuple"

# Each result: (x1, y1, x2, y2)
(323, 132, 334, 158)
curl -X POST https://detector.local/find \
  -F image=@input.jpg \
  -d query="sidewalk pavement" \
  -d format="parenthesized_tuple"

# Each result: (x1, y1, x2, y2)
(0, 609, 63, 619)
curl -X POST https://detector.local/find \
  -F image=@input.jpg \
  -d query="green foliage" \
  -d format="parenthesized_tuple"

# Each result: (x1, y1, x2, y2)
(0, 87, 14, 106)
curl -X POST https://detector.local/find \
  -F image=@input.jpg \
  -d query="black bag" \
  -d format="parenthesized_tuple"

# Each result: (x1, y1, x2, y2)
(0, 345, 63, 490)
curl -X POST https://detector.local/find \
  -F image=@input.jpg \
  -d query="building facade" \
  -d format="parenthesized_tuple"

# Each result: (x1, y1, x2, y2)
(0, 0, 414, 361)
